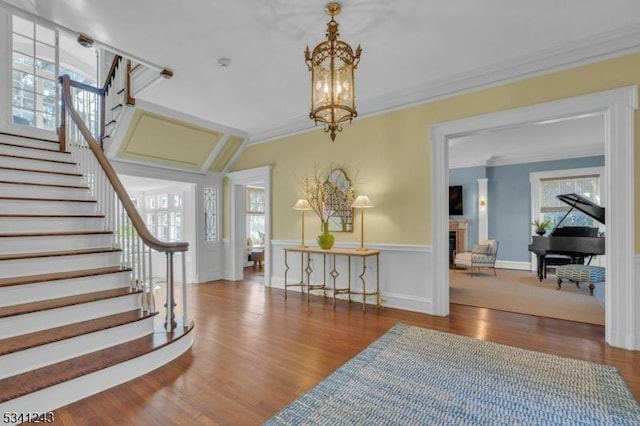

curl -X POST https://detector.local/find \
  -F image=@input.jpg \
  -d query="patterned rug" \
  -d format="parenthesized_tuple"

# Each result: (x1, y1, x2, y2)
(266, 323, 640, 425)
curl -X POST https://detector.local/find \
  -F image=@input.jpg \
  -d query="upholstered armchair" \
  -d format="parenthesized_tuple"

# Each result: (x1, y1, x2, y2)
(453, 240, 499, 275)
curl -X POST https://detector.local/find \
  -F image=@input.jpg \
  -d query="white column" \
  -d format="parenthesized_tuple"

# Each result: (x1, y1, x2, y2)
(478, 178, 488, 241)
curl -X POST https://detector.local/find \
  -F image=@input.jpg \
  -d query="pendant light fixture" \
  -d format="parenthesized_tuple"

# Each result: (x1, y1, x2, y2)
(305, 2, 362, 141)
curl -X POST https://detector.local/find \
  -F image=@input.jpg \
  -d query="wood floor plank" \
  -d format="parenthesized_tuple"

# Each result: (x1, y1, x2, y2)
(47, 270, 639, 425)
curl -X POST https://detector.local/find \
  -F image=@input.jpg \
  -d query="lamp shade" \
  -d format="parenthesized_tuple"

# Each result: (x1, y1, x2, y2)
(293, 199, 312, 210)
(351, 195, 373, 209)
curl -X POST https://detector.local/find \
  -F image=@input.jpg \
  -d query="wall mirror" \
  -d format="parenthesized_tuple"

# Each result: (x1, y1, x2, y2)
(323, 168, 354, 232)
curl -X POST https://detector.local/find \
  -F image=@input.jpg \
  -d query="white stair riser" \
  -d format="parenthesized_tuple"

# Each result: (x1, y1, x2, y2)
(0, 271, 130, 307)
(0, 168, 83, 186)
(0, 183, 90, 199)
(0, 144, 72, 162)
(0, 233, 113, 255)
(0, 293, 142, 339)
(0, 216, 105, 233)
(0, 333, 193, 421)
(0, 199, 98, 215)
(0, 316, 153, 380)
(0, 251, 121, 280)
(0, 155, 78, 174)
(0, 136, 60, 151)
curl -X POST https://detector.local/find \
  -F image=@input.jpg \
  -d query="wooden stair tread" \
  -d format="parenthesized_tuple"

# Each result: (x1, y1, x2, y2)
(0, 166, 82, 177)
(0, 266, 129, 288)
(0, 323, 194, 403)
(0, 287, 141, 319)
(0, 131, 58, 145)
(0, 179, 88, 189)
(0, 213, 104, 218)
(0, 196, 97, 203)
(0, 230, 112, 238)
(0, 309, 157, 356)
(0, 141, 69, 155)
(0, 247, 120, 261)
(0, 152, 75, 165)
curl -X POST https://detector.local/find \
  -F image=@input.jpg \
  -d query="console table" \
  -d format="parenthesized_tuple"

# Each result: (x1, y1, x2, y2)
(283, 246, 381, 311)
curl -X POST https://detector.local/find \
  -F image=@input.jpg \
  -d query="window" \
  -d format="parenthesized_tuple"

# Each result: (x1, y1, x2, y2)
(10, 14, 98, 134)
(132, 192, 185, 242)
(204, 187, 218, 241)
(539, 174, 601, 229)
(246, 187, 265, 246)
(12, 15, 57, 130)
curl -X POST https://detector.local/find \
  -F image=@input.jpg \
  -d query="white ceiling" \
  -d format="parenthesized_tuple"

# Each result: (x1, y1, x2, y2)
(4, 0, 640, 155)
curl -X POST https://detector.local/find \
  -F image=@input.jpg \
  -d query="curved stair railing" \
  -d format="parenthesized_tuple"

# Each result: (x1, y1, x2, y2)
(59, 74, 189, 332)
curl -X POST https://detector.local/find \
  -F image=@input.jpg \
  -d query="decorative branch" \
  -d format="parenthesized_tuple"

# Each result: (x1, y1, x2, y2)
(297, 163, 359, 226)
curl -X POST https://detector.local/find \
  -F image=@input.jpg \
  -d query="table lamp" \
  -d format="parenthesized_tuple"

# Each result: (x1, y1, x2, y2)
(293, 199, 312, 248)
(351, 195, 374, 251)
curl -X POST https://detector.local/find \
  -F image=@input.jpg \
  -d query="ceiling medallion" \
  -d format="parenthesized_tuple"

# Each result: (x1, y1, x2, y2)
(305, 2, 362, 141)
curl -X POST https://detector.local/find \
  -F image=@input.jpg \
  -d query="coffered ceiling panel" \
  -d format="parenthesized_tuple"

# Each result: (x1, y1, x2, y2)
(209, 135, 246, 173)
(118, 110, 223, 170)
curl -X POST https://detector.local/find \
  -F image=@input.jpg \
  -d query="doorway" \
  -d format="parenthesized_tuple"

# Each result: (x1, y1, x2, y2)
(447, 115, 606, 323)
(431, 86, 637, 349)
(227, 166, 272, 285)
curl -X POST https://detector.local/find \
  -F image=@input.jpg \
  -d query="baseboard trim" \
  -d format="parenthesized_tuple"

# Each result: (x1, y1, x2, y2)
(495, 260, 531, 271)
(270, 276, 432, 313)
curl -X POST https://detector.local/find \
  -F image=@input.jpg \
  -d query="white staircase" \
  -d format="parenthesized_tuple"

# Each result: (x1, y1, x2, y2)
(0, 132, 193, 420)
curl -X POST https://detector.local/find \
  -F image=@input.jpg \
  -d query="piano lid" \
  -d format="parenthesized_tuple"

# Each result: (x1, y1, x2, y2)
(556, 193, 605, 225)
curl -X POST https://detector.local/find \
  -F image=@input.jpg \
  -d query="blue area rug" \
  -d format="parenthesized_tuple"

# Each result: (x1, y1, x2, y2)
(266, 323, 640, 425)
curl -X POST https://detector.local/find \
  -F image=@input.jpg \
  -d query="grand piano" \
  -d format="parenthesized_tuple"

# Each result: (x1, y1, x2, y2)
(528, 193, 605, 282)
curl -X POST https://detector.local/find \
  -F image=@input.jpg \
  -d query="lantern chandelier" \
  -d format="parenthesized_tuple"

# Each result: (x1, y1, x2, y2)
(305, 2, 362, 141)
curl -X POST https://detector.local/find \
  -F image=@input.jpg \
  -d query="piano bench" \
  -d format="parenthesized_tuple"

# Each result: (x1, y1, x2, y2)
(556, 265, 605, 296)
(543, 255, 573, 277)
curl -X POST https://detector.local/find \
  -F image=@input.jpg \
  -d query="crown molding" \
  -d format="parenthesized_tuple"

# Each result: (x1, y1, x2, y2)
(249, 23, 640, 145)
(449, 145, 605, 170)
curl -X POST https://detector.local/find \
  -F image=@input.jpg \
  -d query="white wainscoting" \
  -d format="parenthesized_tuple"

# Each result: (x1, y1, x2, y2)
(199, 240, 226, 283)
(269, 241, 433, 314)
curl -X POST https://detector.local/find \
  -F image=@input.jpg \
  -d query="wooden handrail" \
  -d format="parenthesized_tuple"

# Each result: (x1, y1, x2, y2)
(60, 74, 188, 254)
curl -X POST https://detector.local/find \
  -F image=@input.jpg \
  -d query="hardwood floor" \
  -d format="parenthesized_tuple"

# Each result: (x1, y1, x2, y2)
(51, 269, 640, 425)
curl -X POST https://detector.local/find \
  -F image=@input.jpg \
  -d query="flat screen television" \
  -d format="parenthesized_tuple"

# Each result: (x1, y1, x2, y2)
(449, 185, 463, 216)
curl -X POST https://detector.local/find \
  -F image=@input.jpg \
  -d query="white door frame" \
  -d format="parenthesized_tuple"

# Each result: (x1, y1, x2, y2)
(227, 166, 272, 284)
(431, 86, 637, 350)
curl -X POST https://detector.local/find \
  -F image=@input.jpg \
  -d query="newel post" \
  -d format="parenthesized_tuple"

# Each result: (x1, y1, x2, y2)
(58, 76, 66, 152)
(165, 252, 177, 331)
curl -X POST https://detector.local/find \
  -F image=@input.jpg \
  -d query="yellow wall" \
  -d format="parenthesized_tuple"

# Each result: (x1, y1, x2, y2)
(230, 52, 640, 251)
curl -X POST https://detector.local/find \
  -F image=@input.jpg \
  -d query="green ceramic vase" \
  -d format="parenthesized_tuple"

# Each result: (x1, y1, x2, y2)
(317, 222, 335, 249)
